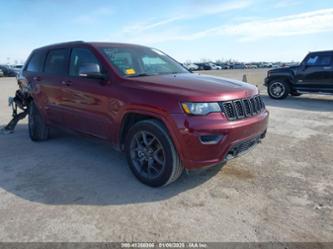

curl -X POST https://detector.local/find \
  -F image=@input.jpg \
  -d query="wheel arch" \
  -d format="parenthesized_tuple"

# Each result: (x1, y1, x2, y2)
(267, 75, 293, 86)
(118, 111, 181, 155)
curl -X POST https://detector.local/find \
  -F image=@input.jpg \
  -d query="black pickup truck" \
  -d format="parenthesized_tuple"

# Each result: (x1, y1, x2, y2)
(264, 50, 333, 99)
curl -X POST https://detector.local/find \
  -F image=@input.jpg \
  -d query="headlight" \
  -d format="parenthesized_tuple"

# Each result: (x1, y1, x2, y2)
(181, 102, 221, 115)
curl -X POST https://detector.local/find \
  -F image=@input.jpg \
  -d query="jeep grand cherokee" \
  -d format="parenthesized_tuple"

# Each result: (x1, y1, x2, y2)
(22, 41, 269, 187)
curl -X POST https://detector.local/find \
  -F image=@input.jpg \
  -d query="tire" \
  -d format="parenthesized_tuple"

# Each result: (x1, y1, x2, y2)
(268, 80, 290, 99)
(125, 119, 183, 187)
(28, 101, 49, 141)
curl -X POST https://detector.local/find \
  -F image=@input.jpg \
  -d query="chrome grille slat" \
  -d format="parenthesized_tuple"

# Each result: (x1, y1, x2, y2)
(220, 95, 265, 121)
(255, 96, 260, 111)
(222, 102, 237, 120)
(250, 98, 257, 114)
(243, 99, 252, 116)
(234, 100, 245, 118)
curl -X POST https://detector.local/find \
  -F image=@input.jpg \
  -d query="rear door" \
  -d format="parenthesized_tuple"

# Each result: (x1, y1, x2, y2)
(60, 47, 113, 139)
(41, 48, 70, 125)
(295, 52, 333, 92)
(23, 49, 48, 118)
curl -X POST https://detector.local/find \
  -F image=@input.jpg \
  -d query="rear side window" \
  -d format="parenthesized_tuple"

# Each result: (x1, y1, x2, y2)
(44, 49, 68, 75)
(26, 50, 45, 72)
(69, 48, 101, 76)
(306, 53, 332, 66)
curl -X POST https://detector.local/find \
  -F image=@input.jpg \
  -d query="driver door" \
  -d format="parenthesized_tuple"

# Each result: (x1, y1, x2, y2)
(60, 47, 113, 139)
(295, 52, 333, 91)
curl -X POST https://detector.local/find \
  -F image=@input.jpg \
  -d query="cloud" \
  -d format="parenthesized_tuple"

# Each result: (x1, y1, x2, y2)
(273, 0, 301, 8)
(223, 8, 333, 41)
(125, 8, 333, 44)
(73, 7, 113, 24)
(122, 16, 185, 34)
(122, 0, 252, 33)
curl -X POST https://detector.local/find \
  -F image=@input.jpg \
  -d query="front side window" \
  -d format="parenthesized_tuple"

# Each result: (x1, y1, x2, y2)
(69, 48, 101, 76)
(44, 49, 68, 75)
(100, 46, 188, 77)
(26, 50, 45, 72)
(306, 53, 332, 66)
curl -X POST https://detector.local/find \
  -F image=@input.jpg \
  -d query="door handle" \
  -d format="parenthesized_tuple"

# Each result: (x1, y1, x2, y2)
(33, 76, 41, 81)
(323, 66, 332, 70)
(61, 80, 72, 86)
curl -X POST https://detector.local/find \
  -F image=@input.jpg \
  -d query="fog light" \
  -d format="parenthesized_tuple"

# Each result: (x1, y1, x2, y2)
(199, 135, 224, 144)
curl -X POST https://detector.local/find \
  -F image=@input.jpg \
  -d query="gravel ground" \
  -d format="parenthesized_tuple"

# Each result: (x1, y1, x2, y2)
(0, 73, 332, 242)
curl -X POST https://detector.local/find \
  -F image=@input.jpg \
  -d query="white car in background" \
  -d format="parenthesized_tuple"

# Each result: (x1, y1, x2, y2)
(184, 63, 199, 71)
(208, 63, 222, 70)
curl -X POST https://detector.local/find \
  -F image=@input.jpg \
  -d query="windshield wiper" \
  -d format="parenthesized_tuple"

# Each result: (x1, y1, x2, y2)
(158, 72, 182, 75)
(128, 73, 155, 77)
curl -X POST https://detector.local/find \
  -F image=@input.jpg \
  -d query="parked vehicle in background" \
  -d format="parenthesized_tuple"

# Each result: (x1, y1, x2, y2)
(260, 63, 272, 68)
(195, 62, 212, 70)
(22, 41, 268, 187)
(10, 64, 24, 75)
(0, 65, 17, 77)
(0, 69, 4, 77)
(216, 63, 231, 69)
(246, 64, 258, 69)
(265, 50, 333, 99)
(208, 63, 222, 70)
(184, 63, 199, 71)
(231, 63, 246, 69)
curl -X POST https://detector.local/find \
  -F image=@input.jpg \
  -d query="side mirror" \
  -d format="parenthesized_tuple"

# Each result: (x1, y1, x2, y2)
(79, 63, 107, 80)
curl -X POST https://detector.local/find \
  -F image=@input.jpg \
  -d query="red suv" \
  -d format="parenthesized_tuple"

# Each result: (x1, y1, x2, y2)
(22, 41, 268, 187)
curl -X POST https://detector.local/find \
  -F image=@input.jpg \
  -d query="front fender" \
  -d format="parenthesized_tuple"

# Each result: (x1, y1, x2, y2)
(115, 106, 184, 159)
(266, 73, 294, 85)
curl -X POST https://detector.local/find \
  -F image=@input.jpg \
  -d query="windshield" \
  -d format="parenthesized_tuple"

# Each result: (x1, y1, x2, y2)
(100, 46, 189, 77)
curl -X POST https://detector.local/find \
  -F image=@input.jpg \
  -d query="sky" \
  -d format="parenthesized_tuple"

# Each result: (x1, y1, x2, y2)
(0, 0, 333, 64)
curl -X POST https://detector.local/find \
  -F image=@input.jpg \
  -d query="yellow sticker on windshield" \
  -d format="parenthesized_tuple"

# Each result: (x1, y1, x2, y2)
(125, 68, 136, 75)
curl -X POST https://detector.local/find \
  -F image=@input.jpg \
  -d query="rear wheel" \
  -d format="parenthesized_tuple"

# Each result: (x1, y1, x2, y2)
(268, 80, 290, 99)
(28, 102, 49, 141)
(125, 120, 183, 187)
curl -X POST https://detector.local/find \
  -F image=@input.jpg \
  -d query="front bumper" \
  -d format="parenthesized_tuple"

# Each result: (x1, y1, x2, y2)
(170, 110, 269, 169)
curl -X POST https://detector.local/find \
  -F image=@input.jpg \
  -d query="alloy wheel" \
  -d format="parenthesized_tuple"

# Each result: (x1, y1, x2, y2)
(129, 131, 166, 179)
(270, 82, 285, 98)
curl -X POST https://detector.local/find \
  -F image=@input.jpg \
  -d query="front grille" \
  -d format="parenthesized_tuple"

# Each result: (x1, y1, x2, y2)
(220, 95, 265, 121)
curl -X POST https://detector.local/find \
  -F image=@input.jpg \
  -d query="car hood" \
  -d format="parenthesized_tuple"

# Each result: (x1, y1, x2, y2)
(127, 73, 258, 101)
(269, 65, 299, 73)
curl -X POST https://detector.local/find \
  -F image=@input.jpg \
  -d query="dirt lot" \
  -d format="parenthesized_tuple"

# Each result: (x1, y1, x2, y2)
(0, 70, 332, 242)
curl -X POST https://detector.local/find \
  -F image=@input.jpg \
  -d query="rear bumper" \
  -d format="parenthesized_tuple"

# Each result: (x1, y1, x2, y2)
(170, 110, 269, 169)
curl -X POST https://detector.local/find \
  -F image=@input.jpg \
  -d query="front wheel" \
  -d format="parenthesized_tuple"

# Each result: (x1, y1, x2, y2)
(125, 120, 183, 187)
(28, 102, 49, 141)
(268, 80, 290, 99)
